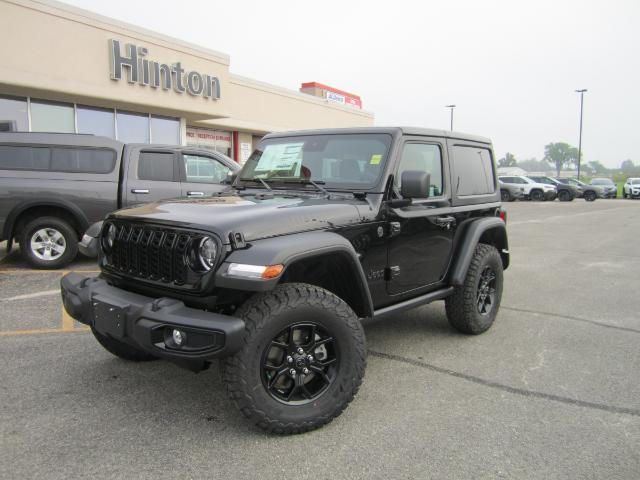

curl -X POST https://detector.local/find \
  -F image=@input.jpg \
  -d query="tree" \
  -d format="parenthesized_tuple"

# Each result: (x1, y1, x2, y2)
(498, 152, 517, 167)
(544, 142, 580, 176)
(621, 159, 635, 172)
(587, 161, 607, 175)
(518, 157, 552, 173)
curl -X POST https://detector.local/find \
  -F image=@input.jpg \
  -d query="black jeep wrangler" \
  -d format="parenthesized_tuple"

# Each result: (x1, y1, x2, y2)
(61, 127, 509, 434)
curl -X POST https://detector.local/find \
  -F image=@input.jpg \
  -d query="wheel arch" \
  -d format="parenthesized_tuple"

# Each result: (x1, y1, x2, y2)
(448, 217, 509, 286)
(4, 200, 90, 242)
(215, 231, 374, 319)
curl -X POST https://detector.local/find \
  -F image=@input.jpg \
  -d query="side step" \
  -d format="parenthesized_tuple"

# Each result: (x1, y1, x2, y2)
(372, 287, 454, 321)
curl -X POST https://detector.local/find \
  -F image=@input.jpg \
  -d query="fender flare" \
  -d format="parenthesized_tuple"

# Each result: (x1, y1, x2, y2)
(448, 217, 508, 286)
(3, 199, 90, 241)
(215, 231, 374, 318)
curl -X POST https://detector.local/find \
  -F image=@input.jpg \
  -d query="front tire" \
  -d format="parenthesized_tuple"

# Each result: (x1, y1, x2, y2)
(20, 216, 78, 269)
(558, 190, 573, 202)
(584, 191, 596, 202)
(222, 283, 366, 434)
(445, 243, 503, 335)
(530, 189, 543, 201)
(500, 189, 512, 202)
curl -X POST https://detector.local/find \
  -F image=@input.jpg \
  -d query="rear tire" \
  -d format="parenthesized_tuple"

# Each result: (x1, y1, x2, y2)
(20, 216, 78, 269)
(530, 189, 543, 201)
(445, 243, 503, 335)
(584, 190, 596, 202)
(558, 190, 573, 202)
(222, 283, 366, 434)
(91, 328, 158, 362)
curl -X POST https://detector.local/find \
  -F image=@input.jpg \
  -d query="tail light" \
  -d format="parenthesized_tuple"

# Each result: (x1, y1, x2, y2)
(498, 208, 507, 223)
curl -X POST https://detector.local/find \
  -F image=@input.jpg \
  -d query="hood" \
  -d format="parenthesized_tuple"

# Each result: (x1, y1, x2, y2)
(110, 193, 366, 244)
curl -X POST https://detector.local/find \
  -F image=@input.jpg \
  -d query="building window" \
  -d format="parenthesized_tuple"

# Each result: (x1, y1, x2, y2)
(77, 105, 115, 138)
(186, 126, 232, 157)
(151, 115, 180, 144)
(0, 95, 28, 132)
(116, 110, 149, 143)
(30, 99, 74, 133)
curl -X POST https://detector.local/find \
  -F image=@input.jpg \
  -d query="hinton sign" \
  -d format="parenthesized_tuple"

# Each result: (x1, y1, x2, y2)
(109, 39, 221, 100)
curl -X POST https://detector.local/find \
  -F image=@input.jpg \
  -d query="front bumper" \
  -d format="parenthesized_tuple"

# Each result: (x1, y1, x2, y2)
(61, 273, 245, 362)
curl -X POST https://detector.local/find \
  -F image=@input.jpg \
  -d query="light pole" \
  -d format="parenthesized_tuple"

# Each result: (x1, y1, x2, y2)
(445, 104, 456, 131)
(575, 89, 587, 180)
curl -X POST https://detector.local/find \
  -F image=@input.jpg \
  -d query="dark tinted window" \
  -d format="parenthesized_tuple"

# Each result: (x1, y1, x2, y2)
(0, 145, 50, 170)
(453, 146, 495, 196)
(51, 148, 115, 173)
(138, 151, 175, 181)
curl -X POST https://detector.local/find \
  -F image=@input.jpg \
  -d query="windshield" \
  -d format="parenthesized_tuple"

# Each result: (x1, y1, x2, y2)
(238, 134, 392, 190)
(591, 178, 614, 185)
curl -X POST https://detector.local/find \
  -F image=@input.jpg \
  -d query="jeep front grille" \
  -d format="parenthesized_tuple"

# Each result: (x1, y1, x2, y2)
(103, 222, 205, 287)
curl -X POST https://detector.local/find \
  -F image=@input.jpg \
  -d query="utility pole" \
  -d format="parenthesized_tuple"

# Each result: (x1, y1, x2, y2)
(445, 105, 456, 131)
(575, 89, 587, 180)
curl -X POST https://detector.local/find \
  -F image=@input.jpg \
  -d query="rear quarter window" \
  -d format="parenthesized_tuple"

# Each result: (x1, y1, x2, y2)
(0, 145, 116, 173)
(452, 146, 496, 196)
(0, 145, 50, 170)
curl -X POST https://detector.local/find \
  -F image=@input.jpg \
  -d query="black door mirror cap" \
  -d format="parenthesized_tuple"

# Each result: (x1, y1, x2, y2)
(401, 171, 431, 199)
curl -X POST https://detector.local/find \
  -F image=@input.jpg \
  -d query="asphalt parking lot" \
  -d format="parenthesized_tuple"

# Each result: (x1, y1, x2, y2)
(1, 199, 639, 479)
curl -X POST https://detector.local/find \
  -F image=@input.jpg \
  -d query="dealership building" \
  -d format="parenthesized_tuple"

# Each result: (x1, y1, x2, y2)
(0, 0, 373, 162)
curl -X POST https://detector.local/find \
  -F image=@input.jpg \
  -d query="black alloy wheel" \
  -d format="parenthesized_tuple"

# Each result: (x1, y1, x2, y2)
(530, 189, 543, 201)
(476, 266, 497, 316)
(501, 189, 511, 202)
(261, 323, 338, 404)
(584, 190, 596, 202)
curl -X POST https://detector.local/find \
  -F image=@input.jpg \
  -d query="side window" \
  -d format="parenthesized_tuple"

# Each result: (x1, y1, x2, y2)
(51, 148, 115, 173)
(0, 145, 50, 170)
(183, 154, 232, 184)
(395, 143, 443, 197)
(452, 146, 496, 196)
(500, 177, 513, 183)
(138, 151, 175, 181)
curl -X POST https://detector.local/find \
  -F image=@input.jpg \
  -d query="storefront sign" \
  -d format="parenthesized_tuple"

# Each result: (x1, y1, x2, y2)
(326, 91, 346, 105)
(109, 39, 221, 100)
(240, 142, 252, 163)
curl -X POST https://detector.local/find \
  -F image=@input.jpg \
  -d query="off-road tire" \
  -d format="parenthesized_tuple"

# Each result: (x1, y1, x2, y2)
(530, 189, 543, 201)
(584, 190, 596, 202)
(445, 243, 503, 335)
(500, 189, 512, 202)
(91, 327, 158, 362)
(222, 283, 366, 434)
(20, 216, 78, 269)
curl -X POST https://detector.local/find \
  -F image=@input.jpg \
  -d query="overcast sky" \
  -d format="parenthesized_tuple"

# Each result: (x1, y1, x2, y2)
(62, 0, 639, 168)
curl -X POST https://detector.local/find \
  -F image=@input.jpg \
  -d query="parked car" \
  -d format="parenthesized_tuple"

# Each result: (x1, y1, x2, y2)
(622, 178, 640, 199)
(499, 180, 525, 201)
(527, 175, 580, 201)
(61, 126, 509, 434)
(555, 178, 602, 202)
(0, 133, 240, 268)
(498, 175, 556, 201)
(590, 178, 617, 198)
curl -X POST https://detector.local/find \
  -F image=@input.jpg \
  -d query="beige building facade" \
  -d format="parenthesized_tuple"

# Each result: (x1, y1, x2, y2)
(0, 0, 373, 162)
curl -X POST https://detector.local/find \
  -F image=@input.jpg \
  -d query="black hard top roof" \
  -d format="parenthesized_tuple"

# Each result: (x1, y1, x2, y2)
(264, 126, 491, 145)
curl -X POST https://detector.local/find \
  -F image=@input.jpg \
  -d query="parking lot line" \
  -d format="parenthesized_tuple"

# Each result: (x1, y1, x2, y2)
(0, 269, 100, 274)
(0, 327, 89, 337)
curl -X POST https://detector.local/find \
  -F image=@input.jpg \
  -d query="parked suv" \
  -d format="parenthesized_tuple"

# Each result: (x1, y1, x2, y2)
(61, 127, 509, 434)
(590, 178, 617, 198)
(499, 180, 525, 202)
(498, 175, 556, 201)
(0, 133, 239, 268)
(527, 175, 580, 201)
(555, 178, 601, 201)
(623, 178, 640, 199)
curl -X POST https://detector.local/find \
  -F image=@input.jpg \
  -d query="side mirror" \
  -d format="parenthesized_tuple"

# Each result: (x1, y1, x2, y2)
(401, 170, 431, 199)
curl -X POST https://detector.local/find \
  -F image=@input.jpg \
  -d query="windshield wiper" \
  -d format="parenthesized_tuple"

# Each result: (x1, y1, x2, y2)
(238, 177, 272, 190)
(275, 179, 331, 198)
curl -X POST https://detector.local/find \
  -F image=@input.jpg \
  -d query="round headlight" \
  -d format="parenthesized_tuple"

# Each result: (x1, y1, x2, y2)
(198, 237, 218, 271)
(105, 223, 117, 250)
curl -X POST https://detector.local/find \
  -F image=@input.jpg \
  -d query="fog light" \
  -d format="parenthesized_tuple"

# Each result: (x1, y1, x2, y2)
(172, 329, 186, 346)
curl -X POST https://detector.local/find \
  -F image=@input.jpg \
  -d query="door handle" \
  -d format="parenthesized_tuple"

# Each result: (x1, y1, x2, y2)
(187, 191, 204, 196)
(131, 189, 149, 194)
(434, 216, 456, 229)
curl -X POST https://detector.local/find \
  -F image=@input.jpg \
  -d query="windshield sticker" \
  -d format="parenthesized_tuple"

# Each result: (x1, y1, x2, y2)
(370, 154, 382, 165)
(255, 143, 303, 173)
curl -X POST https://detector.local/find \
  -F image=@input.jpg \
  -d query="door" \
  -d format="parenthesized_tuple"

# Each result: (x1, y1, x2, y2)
(387, 140, 456, 295)
(179, 152, 235, 198)
(124, 150, 181, 205)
